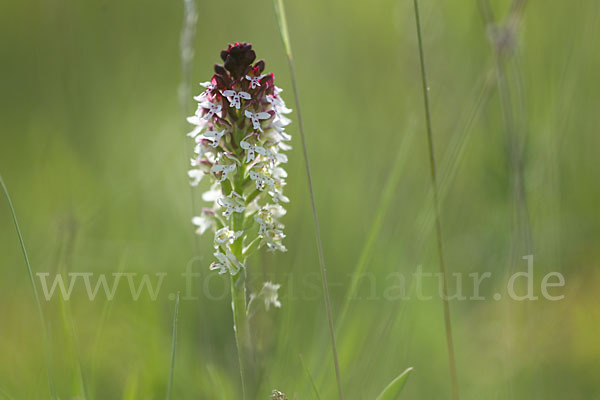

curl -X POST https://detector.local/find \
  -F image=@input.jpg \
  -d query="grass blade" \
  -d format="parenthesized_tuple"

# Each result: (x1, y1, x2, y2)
(411, 1, 460, 400)
(272, 1, 344, 399)
(90, 249, 129, 399)
(375, 367, 413, 400)
(0, 174, 57, 400)
(299, 354, 322, 400)
(166, 292, 181, 400)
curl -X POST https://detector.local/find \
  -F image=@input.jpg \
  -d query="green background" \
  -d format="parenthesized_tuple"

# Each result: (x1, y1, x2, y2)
(1, 0, 599, 398)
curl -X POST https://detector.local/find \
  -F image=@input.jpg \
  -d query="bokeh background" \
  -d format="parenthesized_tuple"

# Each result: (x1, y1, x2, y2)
(1, 0, 599, 399)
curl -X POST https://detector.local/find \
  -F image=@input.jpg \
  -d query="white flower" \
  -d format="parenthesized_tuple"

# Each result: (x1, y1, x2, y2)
(245, 74, 265, 89)
(253, 205, 287, 252)
(202, 183, 221, 202)
(222, 90, 251, 110)
(186, 115, 207, 138)
(240, 135, 257, 163)
(193, 81, 216, 101)
(264, 228, 287, 252)
(249, 164, 275, 191)
(188, 169, 204, 186)
(200, 102, 222, 120)
(278, 141, 292, 151)
(273, 166, 288, 179)
(186, 124, 204, 138)
(254, 145, 287, 165)
(260, 281, 281, 310)
(191, 212, 213, 235)
(217, 191, 245, 219)
(210, 154, 240, 182)
(244, 110, 271, 132)
(210, 249, 244, 275)
(240, 134, 277, 164)
(266, 94, 292, 117)
(200, 129, 226, 148)
(214, 227, 243, 246)
(269, 190, 290, 204)
(211, 163, 236, 182)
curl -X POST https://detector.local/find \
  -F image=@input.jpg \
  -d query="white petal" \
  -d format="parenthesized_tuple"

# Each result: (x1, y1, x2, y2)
(187, 125, 203, 138)
(257, 112, 271, 120)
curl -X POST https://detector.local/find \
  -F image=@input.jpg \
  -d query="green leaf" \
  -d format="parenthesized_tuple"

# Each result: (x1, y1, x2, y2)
(375, 367, 413, 400)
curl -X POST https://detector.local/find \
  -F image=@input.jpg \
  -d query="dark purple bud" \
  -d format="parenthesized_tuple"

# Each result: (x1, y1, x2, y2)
(254, 60, 265, 73)
(220, 42, 257, 80)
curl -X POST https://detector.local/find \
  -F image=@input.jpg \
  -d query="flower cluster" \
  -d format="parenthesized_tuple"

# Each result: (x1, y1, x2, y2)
(187, 42, 292, 276)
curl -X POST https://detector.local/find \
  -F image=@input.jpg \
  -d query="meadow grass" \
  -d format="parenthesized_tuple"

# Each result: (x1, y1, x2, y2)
(273, 0, 345, 398)
(166, 292, 181, 400)
(0, 175, 57, 400)
(412, 0, 459, 398)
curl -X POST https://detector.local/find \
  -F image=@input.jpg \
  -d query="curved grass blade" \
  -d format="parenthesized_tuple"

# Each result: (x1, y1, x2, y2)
(375, 367, 413, 400)
(0, 174, 57, 400)
(166, 292, 181, 400)
(299, 354, 322, 400)
(55, 222, 89, 400)
(272, 1, 344, 399)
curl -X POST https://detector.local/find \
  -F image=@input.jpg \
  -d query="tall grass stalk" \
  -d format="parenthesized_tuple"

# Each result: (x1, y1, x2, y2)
(479, 2, 528, 398)
(166, 292, 181, 400)
(179, 0, 200, 254)
(479, 0, 532, 265)
(90, 249, 129, 399)
(272, 1, 344, 398)
(411, 1, 460, 400)
(0, 174, 57, 400)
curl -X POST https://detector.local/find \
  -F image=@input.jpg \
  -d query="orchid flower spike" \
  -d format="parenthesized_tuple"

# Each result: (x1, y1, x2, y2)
(185, 43, 292, 302)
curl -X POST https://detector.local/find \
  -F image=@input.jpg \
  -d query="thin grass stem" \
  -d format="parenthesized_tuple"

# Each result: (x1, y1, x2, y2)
(179, 0, 200, 255)
(411, 2, 460, 400)
(272, 1, 344, 399)
(0, 174, 57, 400)
(166, 292, 181, 400)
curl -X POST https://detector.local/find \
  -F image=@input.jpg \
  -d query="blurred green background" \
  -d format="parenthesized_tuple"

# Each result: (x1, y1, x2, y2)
(1, 0, 599, 399)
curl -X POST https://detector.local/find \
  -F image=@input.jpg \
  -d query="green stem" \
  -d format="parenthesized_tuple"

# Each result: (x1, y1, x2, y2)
(412, 1, 460, 400)
(230, 168, 256, 399)
(230, 271, 255, 399)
